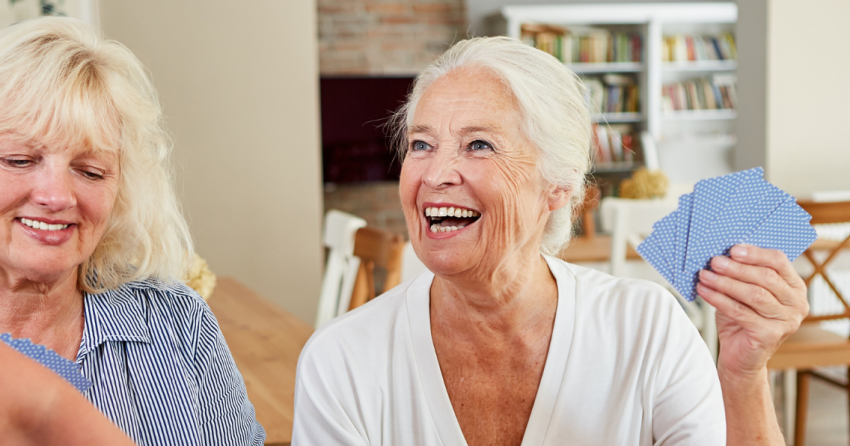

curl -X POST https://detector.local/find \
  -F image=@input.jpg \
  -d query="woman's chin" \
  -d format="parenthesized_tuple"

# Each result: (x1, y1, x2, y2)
(419, 251, 476, 277)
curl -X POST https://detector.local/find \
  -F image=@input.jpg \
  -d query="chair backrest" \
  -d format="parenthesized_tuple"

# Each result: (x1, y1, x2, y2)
(796, 200, 850, 323)
(315, 210, 367, 328)
(600, 197, 678, 277)
(345, 226, 405, 312)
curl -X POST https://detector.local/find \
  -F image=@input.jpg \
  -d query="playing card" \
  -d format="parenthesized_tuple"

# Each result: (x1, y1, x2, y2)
(636, 232, 674, 284)
(679, 170, 749, 284)
(673, 193, 693, 287)
(742, 198, 817, 262)
(653, 212, 678, 283)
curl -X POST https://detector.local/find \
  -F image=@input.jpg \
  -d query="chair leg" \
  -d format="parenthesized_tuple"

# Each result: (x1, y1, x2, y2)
(796, 371, 811, 446)
(847, 366, 850, 446)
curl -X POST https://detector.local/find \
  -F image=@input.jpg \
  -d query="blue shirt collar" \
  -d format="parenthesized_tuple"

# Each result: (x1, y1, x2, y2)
(78, 283, 151, 361)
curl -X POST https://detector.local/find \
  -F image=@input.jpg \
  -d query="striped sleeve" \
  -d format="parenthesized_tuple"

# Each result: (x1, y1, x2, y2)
(195, 305, 266, 446)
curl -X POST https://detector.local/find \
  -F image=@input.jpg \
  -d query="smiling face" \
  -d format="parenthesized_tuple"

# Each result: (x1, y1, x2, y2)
(400, 68, 569, 278)
(0, 133, 119, 286)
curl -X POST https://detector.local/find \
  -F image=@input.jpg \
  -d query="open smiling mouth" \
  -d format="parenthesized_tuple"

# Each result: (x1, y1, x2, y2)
(19, 218, 72, 231)
(424, 206, 481, 233)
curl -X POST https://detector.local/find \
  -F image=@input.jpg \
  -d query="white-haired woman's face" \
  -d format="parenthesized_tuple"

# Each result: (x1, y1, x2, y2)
(400, 68, 567, 277)
(0, 133, 119, 284)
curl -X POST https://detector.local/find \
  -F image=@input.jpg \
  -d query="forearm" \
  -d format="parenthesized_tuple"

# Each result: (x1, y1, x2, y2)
(719, 367, 784, 445)
(0, 343, 134, 446)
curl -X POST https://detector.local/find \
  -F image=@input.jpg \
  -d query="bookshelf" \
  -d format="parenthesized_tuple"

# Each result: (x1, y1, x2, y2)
(502, 3, 738, 186)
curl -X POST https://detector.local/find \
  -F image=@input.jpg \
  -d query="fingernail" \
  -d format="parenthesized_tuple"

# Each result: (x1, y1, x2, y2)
(714, 256, 730, 269)
(700, 270, 717, 282)
(731, 245, 748, 258)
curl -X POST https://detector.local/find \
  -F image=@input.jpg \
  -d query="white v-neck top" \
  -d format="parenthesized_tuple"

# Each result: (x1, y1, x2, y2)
(292, 256, 725, 445)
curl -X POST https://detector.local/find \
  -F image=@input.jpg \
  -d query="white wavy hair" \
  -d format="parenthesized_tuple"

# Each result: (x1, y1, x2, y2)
(0, 17, 193, 292)
(393, 36, 592, 255)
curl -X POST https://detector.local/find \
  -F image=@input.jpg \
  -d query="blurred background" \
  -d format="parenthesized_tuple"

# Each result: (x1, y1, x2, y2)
(3, 1, 850, 444)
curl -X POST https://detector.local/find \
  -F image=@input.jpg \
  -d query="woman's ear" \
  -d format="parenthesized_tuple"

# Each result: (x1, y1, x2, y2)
(547, 185, 572, 212)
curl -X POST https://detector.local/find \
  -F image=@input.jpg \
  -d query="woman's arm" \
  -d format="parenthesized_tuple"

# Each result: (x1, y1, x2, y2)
(697, 244, 808, 445)
(194, 307, 266, 446)
(0, 342, 135, 446)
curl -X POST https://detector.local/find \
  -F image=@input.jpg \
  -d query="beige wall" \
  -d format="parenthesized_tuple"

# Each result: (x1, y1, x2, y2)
(765, 0, 850, 197)
(100, 0, 324, 322)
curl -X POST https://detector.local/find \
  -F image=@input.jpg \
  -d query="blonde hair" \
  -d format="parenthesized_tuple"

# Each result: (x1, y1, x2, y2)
(393, 37, 592, 255)
(0, 17, 193, 292)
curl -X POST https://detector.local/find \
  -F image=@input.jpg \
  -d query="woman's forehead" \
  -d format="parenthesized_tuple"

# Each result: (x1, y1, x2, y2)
(411, 68, 521, 131)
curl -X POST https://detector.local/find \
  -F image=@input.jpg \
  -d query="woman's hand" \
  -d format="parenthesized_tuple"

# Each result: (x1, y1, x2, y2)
(697, 244, 808, 378)
(696, 244, 808, 445)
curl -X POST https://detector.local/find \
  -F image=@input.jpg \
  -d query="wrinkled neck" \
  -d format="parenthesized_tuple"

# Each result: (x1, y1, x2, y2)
(0, 268, 83, 341)
(430, 248, 557, 335)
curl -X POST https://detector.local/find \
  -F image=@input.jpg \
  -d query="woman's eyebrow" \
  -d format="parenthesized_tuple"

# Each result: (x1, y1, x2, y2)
(408, 124, 433, 135)
(459, 125, 500, 135)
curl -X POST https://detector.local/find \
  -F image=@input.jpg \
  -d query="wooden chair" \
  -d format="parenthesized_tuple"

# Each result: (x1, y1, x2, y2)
(346, 226, 405, 312)
(315, 210, 366, 328)
(767, 200, 850, 446)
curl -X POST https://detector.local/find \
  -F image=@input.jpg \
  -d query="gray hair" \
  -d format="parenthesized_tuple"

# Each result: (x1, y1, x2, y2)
(393, 36, 592, 255)
(0, 17, 193, 292)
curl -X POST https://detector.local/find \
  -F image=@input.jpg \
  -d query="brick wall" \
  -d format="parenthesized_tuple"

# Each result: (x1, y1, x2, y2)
(324, 182, 409, 239)
(318, 0, 467, 75)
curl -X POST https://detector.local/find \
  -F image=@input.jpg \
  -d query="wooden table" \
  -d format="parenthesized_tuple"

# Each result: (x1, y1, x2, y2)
(207, 277, 314, 446)
(559, 235, 640, 263)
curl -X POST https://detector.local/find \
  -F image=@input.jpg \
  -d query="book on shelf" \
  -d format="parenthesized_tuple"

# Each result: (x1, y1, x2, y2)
(521, 24, 643, 64)
(662, 75, 737, 112)
(584, 74, 640, 114)
(593, 123, 638, 166)
(663, 33, 737, 63)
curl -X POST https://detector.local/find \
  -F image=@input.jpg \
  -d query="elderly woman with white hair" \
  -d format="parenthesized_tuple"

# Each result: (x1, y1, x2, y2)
(293, 37, 806, 445)
(0, 18, 264, 444)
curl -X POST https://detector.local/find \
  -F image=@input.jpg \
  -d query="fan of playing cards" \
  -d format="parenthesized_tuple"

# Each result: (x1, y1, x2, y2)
(1, 333, 92, 392)
(636, 167, 818, 302)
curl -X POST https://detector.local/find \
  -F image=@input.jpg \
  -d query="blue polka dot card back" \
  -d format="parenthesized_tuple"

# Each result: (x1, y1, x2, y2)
(637, 167, 818, 301)
(0, 333, 91, 393)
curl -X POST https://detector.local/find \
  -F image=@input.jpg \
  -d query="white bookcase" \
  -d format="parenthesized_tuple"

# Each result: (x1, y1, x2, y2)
(502, 2, 738, 185)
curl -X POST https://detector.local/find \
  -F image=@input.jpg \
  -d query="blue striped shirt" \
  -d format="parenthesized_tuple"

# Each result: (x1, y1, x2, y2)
(77, 278, 266, 445)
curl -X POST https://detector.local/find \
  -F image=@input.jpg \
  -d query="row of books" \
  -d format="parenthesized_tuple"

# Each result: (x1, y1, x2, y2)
(661, 76, 737, 112)
(593, 124, 637, 164)
(521, 24, 642, 64)
(584, 74, 640, 114)
(663, 33, 737, 63)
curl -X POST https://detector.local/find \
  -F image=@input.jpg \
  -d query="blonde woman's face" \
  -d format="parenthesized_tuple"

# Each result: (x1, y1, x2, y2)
(0, 134, 119, 285)
(400, 68, 563, 278)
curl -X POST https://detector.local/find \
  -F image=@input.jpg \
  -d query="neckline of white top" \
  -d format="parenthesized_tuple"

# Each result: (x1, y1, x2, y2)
(405, 255, 579, 446)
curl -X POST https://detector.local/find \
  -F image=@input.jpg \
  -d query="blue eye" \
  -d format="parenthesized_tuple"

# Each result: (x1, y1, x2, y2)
(411, 140, 431, 151)
(469, 140, 493, 151)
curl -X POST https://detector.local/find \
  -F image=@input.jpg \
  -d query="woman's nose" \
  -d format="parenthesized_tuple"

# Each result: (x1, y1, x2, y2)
(422, 149, 462, 189)
(32, 167, 77, 211)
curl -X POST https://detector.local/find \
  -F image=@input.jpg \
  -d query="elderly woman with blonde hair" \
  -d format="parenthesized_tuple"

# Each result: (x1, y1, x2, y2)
(293, 36, 807, 445)
(0, 17, 264, 444)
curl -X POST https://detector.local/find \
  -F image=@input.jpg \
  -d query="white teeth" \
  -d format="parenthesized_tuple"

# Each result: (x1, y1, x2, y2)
(424, 206, 481, 218)
(20, 218, 69, 231)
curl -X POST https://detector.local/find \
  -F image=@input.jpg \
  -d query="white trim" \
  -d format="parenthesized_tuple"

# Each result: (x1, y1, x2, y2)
(502, 3, 737, 27)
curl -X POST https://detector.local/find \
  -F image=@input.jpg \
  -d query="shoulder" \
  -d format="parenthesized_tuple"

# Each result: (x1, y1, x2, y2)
(548, 257, 697, 355)
(553, 257, 682, 320)
(120, 277, 215, 324)
(98, 278, 222, 358)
